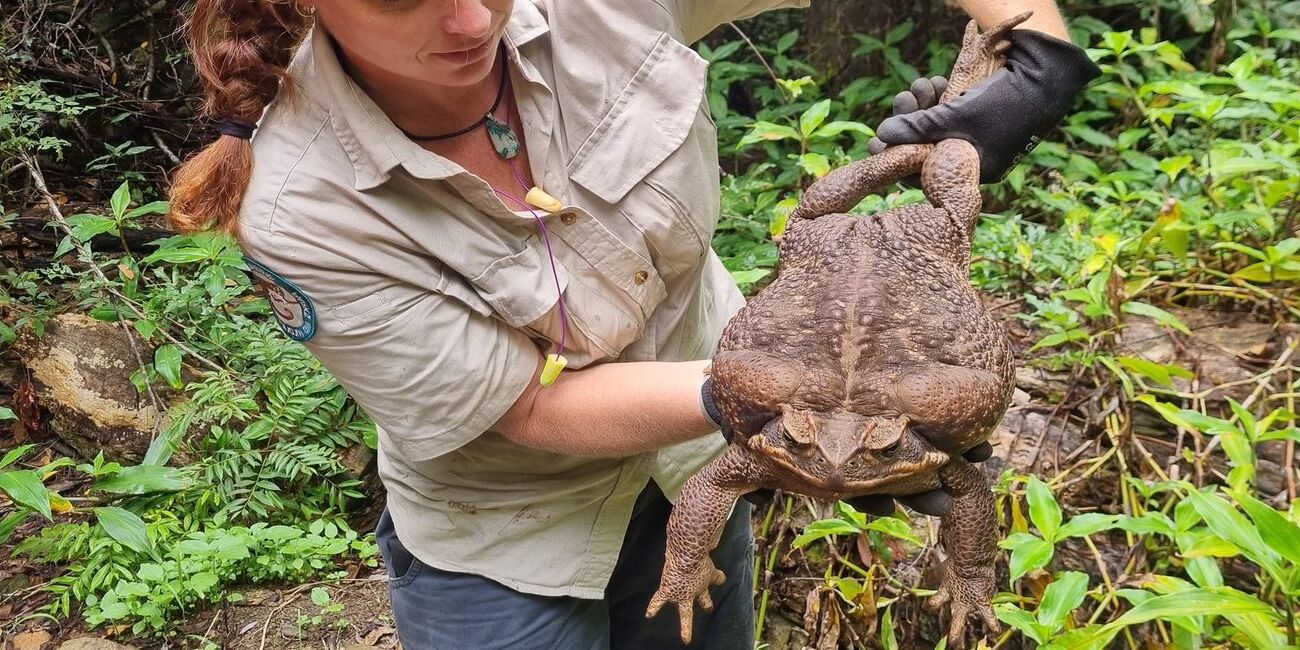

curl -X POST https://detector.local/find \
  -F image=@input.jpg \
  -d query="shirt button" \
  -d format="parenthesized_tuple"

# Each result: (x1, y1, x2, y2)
(633, 270, 648, 285)
(560, 212, 577, 225)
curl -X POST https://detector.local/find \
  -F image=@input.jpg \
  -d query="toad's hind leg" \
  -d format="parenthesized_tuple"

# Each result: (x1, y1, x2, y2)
(647, 444, 763, 644)
(791, 144, 930, 220)
(927, 458, 1000, 648)
(922, 138, 982, 230)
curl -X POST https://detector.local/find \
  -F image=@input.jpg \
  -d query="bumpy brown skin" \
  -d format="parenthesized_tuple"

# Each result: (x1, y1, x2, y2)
(647, 14, 1030, 648)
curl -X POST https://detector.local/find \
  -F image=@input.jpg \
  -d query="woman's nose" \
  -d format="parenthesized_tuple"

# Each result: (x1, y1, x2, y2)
(443, 1, 492, 38)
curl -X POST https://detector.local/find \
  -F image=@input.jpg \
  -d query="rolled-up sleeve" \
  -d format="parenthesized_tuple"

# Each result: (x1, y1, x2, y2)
(664, 0, 811, 43)
(240, 225, 539, 463)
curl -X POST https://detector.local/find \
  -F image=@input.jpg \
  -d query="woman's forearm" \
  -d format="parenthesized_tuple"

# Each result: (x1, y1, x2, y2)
(955, 0, 1069, 39)
(493, 354, 718, 457)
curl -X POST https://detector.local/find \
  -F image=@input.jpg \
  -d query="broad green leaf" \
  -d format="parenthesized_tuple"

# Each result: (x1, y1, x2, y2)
(0, 511, 29, 544)
(1029, 328, 1089, 351)
(123, 200, 169, 219)
(1231, 490, 1300, 565)
(812, 120, 873, 140)
(792, 518, 862, 548)
(1059, 513, 1122, 538)
(1157, 155, 1193, 181)
(0, 470, 52, 520)
(110, 181, 131, 218)
(0, 407, 15, 422)
(737, 121, 799, 148)
(0, 443, 34, 469)
(1185, 487, 1283, 579)
(864, 516, 922, 545)
(95, 507, 152, 554)
(1007, 536, 1054, 582)
(799, 99, 832, 138)
(728, 268, 771, 286)
(311, 586, 331, 607)
(1121, 301, 1191, 334)
(995, 604, 1048, 644)
(92, 465, 194, 495)
(1026, 477, 1062, 540)
(1115, 356, 1193, 387)
(153, 344, 184, 389)
(1037, 571, 1090, 630)
(798, 152, 831, 178)
(137, 563, 166, 581)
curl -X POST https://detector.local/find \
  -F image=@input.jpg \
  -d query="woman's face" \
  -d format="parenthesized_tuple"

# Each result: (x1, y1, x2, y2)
(308, 0, 514, 88)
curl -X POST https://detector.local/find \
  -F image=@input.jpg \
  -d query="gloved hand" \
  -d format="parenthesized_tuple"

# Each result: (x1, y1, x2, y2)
(872, 29, 1101, 183)
(703, 378, 995, 515)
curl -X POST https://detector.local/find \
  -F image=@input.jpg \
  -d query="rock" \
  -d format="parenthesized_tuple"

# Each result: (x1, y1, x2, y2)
(1116, 308, 1276, 402)
(13, 629, 51, 650)
(986, 389, 1090, 478)
(9, 313, 182, 463)
(56, 638, 137, 650)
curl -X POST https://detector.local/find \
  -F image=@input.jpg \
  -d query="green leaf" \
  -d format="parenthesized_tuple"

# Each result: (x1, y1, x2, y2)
(798, 152, 831, 178)
(1037, 571, 1090, 631)
(1026, 477, 1062, 540)
(728, 268, 771, 287)
(812, 120, 873, 140)
(1184, 487, 1283, 579)
(110, 182, 131, 219)
(153, 344, 183, 389)
(1230, 490, 1300, 565)
(1120, 301, 1191, 334)
(0, 511, 30, 545)
(1, 443, 35, 469)
(737, 121, 799, 148)
(95, 507, 152, 554)
(0, 470, 52, 520)
(793, 518, 862, 548)
(1029, 328, 1089, 351)
(799, 99, 832, 138)
(0, 406, 16, 422)
(1058, 513, 1122, 538)
(123, 200, 169, 219)
(137, 563, 166, 581)
(995, 604, 1048, 644)
(864, 516, 922, 545)
(310, 586, 331, 607)
(1007, 535, 1054, 582)
(1115, 356, 1194, 387)
(92, 465, 194, 495)
(191, 572, 219, 594)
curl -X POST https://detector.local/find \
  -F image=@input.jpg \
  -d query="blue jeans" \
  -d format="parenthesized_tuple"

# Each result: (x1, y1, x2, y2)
(375, 481, 754, 649)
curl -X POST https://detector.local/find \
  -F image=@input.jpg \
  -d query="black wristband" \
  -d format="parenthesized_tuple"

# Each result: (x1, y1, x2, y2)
(700, 377, 725, 430)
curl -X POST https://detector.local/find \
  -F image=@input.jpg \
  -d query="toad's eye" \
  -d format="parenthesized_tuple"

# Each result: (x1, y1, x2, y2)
(874, 442, 900, 461)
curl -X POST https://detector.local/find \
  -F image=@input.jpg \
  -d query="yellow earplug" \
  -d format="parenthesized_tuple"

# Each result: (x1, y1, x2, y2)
(525, 187, 564, 213)
(539, 353, 568, 386)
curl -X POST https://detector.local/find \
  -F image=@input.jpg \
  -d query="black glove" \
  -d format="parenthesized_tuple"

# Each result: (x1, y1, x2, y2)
(873, 29, 1101, 183)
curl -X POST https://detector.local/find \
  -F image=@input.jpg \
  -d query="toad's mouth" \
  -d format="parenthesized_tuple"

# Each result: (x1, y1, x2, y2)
(746, 435, 950, 500)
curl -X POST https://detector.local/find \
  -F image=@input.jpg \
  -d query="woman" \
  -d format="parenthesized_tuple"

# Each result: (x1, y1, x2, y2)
(166, 0, 1097, 647)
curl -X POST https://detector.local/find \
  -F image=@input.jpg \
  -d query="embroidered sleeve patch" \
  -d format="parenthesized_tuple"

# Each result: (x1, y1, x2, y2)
(242, 256, 317, 342)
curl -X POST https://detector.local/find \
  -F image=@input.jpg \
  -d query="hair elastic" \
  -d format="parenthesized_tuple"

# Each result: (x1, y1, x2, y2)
(219, 118, 257, 140)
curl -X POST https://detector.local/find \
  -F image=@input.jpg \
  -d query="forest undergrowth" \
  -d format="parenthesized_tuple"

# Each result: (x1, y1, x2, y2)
(1, 1, 1298, 648)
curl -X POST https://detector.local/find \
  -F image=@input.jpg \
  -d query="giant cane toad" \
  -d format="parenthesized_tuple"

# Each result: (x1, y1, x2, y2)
(647, 13, 1031, 647)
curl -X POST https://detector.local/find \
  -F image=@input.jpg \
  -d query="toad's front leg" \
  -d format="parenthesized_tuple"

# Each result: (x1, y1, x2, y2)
(927, 457, 1000, 648)
(647, 443, 763, 644)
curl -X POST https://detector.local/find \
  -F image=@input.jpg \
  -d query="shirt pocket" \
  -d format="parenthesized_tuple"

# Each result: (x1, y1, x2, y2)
(567, 32, 718, 278)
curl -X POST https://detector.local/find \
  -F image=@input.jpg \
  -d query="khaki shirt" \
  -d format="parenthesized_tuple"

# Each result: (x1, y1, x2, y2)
(237, 0, 807, 598)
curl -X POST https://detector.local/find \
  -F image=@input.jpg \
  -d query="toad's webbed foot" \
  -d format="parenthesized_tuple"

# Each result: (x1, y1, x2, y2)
(646, 555, 727, 644)
(927, 560, 1000, 648)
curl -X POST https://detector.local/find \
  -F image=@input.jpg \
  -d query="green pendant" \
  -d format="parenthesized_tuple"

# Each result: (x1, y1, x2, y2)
(486, 114, 519, 159)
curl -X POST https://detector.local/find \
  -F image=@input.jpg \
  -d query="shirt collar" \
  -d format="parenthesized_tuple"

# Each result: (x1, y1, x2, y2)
(300, 0, 550, 191)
